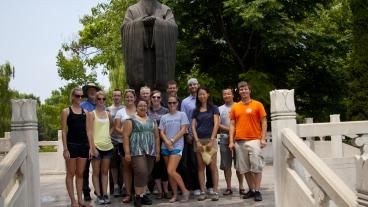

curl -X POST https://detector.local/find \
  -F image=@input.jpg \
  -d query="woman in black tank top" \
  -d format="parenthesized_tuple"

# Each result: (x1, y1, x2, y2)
(61, 88, 93, 207)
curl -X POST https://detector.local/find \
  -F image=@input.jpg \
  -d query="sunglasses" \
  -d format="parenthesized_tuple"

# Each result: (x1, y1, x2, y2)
(152, 96, 161, 99)
(168, 101, 177, 105)
(97, 97, 106, 101)
(74, 94, 83, 98)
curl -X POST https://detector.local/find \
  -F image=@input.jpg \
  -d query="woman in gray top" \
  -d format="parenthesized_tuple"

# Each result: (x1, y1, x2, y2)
(148, 90, 170, 199)
(123, 98, 160, 207)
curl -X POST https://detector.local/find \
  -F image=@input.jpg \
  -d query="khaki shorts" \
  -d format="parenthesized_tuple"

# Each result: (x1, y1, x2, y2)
(235, 139, 265, 173)
(193, 138, 218, 153)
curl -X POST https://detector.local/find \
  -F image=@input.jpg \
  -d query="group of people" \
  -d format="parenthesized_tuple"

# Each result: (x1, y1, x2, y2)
(61, 78, 267, 207)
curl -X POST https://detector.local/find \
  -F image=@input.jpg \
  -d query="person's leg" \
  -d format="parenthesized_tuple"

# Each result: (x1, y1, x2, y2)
(164, 156, 177, 199)
(92, 159, 102, 196)
(209, 153, 219, 193)
(166, 155, 188, 200)
(110, 146, 120, 195)
(187, 143, 200, 191)
(122, 158, 133, 202)
(237, 171, 245, 193)
(131, 156, 149, 195)
(101, 158, 111, 196)
(224, 168, 232, 189)
(76, 158, 87, 205)
(83, 159, 91, 199)
(220, 143, 233, 193)
(196, 152, 206, 193)
(66, 158, 77, 206)
(252, 172, 262, 191)
(205, 165, 213, 190)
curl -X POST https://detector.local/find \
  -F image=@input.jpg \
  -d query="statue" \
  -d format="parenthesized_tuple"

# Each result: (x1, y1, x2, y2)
(121, 0, 178, 91)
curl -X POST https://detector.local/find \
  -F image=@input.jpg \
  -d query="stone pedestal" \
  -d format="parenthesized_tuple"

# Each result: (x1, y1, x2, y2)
(270, 89, 297, 207)
(10, 99, 40, 207)
(330, 114, 343, 158)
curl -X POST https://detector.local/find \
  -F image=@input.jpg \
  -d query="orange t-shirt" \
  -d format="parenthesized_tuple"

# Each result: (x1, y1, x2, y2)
(229, 100, 267, 140)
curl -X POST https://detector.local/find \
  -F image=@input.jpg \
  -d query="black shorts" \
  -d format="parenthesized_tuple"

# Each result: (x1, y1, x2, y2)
(67, 142, 89, 159)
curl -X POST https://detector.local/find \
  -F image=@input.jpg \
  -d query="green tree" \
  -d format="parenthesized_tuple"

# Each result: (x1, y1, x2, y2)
(0, 62, 14, 137)
(347, 0, 368, 120)
(57, 0, 135, 89)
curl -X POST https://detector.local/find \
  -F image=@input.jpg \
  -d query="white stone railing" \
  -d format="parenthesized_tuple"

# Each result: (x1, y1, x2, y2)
(38, 130, 65, 175)
(0, 143, 27, 207)
(281, 128, 356, 206)
(0, 99, 40, 207)
(1, 130, 65, 175)
(271, 89, 367, 207)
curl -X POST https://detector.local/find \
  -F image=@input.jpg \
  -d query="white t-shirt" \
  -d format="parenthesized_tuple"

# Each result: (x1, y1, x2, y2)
(115, 107, 133, 143)
(219, 103, 233, 144)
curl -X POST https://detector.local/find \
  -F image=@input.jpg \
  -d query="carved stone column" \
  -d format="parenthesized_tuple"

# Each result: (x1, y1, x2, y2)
(270, 89, 297, 207)
(10, 99, 40, 207)
(354, 135, 368, 206)
(330, 114, 343, 158)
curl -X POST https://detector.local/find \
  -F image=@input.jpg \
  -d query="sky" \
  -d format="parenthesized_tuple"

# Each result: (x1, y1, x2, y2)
(0, 0, 110, 102)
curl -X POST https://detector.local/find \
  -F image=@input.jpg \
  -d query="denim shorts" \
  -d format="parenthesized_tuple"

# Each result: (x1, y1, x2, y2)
(161, 148, 183, 156)
(93, 148, 113, 160)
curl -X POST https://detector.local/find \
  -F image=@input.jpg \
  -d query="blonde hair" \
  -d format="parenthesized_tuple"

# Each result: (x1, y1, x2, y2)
(96, 91, 106, 99)
(69, 87, 83, 102)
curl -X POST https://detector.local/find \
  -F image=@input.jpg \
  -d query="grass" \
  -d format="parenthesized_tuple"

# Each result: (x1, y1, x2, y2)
(39, 145, 57, 152)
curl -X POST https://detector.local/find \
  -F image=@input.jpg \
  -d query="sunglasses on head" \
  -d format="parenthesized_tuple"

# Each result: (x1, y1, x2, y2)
(74, 94, 83, 98)
(152, 96, 161, 99)
(97, 97, 106, 101)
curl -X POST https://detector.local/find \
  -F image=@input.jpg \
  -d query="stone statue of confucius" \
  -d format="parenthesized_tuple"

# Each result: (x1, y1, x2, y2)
(121, 0, 178, 91)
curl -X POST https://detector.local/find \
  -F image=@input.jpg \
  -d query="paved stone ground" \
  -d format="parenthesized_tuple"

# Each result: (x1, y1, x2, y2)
(41, 165, 274, 207)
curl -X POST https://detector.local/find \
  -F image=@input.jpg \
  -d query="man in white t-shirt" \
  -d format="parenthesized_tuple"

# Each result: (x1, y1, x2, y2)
(107, 89, 124, 196)
(218, 88, 246, 196)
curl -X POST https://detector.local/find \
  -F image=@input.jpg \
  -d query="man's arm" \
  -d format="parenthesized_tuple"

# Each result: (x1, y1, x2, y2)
(260, 117, 267, 148)
(228, 120, 236, 150)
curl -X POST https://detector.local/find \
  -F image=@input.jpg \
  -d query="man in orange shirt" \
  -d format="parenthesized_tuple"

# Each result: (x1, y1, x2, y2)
(229, 81, 267, 202)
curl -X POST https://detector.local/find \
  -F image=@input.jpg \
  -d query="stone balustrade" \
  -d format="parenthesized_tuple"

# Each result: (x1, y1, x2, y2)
(0, 99, 40, 207)
(271, 89, 368, 207)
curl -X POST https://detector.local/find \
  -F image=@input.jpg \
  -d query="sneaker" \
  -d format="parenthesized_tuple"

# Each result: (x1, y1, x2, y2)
(83, 193, 92, 201)
(254, 191, 263, 201)
(197, 192, 207, 201)
(113, 186, 121, 197)
(192, 189, 201, 196)
(134, 195, 142, 207)
(95, 196, 105, 205)
(142, 194, 153, 205)
(180, 190, 190, 202)
(211, 192, 219, 201)
(242, 190, 255, 199)
(207, 188, 215, 195)
(103, 195, 111, 204)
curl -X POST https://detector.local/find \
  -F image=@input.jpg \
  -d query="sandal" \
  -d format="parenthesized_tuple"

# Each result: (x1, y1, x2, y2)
(223, 189, 233, 196)
(156, 192, 163, 199)
(169, 197, 177, 203)
(122, 195, 132, 203)
(78, 202, 90, 207)
(239, 189, 246, 195)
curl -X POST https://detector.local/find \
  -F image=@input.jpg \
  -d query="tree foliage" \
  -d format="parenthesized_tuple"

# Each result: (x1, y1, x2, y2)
(0, 62, 14, 137)
(52, 0, 360, 127)
(347, 0, 368, 120)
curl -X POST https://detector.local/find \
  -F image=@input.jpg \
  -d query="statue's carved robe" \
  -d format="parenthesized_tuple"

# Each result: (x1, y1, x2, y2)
(122, 1, 178, 90)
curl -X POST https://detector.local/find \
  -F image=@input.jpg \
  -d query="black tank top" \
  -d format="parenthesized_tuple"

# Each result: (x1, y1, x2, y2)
(67, 106, 88, 144)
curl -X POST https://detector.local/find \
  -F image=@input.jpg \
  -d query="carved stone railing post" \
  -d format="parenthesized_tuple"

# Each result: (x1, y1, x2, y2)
(10, 99, 40, 207)
(353, 135, 368, 206)
(304, 117, 315, 150)
(270, 89, 297, 207)
(330, 114, 343, 158)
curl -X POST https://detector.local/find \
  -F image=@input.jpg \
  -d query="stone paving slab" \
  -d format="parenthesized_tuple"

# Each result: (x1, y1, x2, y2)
(40, 165, 274, 207)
